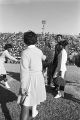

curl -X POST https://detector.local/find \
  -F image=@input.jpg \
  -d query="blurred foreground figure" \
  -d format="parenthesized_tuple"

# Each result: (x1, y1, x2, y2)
(0, 44, 17, 88)
(17, 31, 46, 120)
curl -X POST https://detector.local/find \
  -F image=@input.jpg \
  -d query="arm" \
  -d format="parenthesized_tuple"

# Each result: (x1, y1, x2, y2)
(41, 51, 46, 61)
(5, 50, 17, 61)
(20, 52, 30, 95)
(42, 55, 46, 61)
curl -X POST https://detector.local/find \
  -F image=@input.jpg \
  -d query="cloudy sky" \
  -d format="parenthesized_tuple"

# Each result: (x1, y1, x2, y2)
(0, 0, 80, 35)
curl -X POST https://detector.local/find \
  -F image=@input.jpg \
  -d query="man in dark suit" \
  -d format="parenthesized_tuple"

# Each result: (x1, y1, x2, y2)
(47, 34, 63, 86)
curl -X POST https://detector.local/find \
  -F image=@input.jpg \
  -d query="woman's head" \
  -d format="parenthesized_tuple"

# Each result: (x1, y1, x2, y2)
(24, 31, 37, 46)
(60, 40, 68, 48)
(4, 44, 13, 50)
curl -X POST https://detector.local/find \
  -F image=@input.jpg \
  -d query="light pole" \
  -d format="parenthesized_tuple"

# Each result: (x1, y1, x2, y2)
(42, 20, 46, 35)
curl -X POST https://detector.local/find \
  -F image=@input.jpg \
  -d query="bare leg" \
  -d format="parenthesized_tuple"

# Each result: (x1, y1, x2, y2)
(20, 105, 29, 120)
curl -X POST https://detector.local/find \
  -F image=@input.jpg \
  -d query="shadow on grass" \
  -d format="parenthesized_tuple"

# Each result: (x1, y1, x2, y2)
(0, 85, 17, 120)
(63, 93, 80, 104)
(46, 85, 57, 97)
(66, 80, 76, 83)
(7, 72, 20, 82)
(46, 85, 80, 104)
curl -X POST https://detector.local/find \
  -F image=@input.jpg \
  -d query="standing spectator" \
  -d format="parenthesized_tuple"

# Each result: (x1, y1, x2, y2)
(18, 31, 46, 120)
(0, 44, 18, 88)
(53, 40, 68, 98)
(47, 34, 63, 86)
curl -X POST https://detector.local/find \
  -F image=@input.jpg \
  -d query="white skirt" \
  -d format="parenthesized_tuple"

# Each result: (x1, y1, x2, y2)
(23, 71, 46, 107)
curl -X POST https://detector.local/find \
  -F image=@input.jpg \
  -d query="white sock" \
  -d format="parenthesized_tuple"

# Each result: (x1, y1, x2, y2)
(58, 91, 61, 95)
(33, 105, 37, 112)
(32, 105, 38, 117)
(5, 82, 10, 88)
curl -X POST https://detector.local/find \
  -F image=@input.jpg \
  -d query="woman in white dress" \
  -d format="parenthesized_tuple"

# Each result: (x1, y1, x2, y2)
(18, 31, 46, 120)
(0, 44, 18, 88)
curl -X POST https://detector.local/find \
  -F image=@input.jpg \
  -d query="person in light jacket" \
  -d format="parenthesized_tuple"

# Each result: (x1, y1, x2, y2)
(18, 31, 46, 120)
(53, 40, 68, 98)
(0, 44, 18, 88)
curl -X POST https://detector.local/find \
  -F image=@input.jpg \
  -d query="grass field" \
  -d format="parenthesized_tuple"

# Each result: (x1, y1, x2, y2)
(0, 64, 80, 120)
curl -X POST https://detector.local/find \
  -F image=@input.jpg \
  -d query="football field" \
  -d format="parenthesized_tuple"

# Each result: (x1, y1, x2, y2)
(0, 64, 80, 120)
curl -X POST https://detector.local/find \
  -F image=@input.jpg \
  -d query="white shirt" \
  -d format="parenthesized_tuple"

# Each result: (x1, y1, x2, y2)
(60, 49, 67, 72)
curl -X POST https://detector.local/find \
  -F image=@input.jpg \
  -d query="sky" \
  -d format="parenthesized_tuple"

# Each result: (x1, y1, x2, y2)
(0, 0, 80, 35)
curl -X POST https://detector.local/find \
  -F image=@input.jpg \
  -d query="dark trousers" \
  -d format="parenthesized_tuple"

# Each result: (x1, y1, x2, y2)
(54, 82, 65, 93)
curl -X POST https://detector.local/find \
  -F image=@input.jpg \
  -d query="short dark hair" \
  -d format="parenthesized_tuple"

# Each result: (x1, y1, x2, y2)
(4, 44, 13, 50)
(60, 40, 68, 48)
(24, 31, 37, 45)
(56, 34, 62, 39)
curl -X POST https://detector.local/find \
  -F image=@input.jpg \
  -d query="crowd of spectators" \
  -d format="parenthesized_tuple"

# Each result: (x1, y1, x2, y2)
(0, 32, 80, 64)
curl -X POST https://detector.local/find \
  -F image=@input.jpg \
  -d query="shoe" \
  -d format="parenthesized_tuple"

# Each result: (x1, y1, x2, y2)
(54, 94, 61, 98)
(4, 82, 10, 88)
(54, 91, 62, 98)
(32, 110, 38, 118)
(51, 85, 55, 88)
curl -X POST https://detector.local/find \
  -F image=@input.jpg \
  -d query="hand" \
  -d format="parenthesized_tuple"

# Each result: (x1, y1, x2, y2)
(53, 72, 58, 78)
(21, 88, 28, 95)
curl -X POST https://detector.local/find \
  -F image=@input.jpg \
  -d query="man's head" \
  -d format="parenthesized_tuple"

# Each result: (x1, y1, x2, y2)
(61, 40, 68, 48)
(56, 34, 62, 42)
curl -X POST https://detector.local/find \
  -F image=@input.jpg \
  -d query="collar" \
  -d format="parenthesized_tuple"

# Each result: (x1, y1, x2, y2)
(28, 45, 35, 48)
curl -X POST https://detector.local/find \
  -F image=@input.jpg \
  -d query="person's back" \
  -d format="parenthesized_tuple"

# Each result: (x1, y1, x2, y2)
(21, 45, 46, 72)
(27, 46, 43, 72)
(19, 31, 46, 120)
